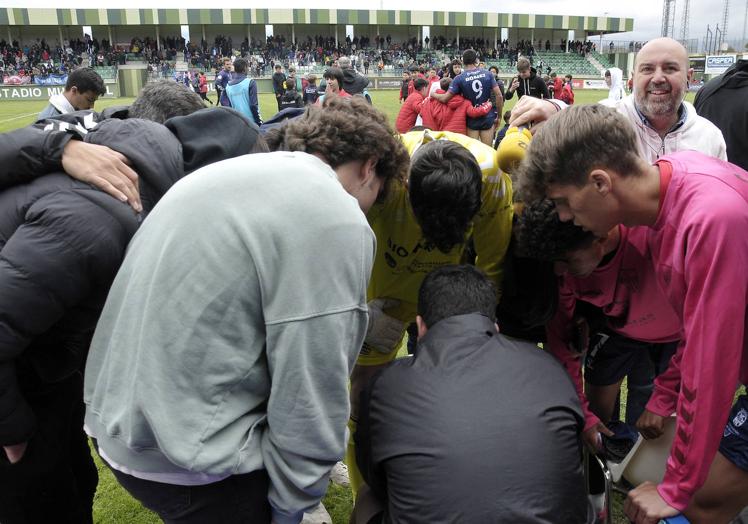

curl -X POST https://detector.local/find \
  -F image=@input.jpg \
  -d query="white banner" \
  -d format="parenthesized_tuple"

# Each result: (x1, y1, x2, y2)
(582, 79, 609, 89)
(705, 55, 736, 75)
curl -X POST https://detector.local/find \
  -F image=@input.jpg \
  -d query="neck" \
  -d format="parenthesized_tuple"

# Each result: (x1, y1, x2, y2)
(602, 225, 621, 256)
(465, 64, 478, 70)
(617, 163, 662, 227)
(646, 113, 678, 138)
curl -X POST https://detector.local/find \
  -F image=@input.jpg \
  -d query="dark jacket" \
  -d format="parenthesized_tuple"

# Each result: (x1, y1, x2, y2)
(355, 313, 588, 524)
(272, 71, 286, 96)
(0, 108, 260, 446)
(342, 67, 369, 95)
(505, 68, 550, 100)
(694, 59, 748, 170)
(279, 90, 304, 110)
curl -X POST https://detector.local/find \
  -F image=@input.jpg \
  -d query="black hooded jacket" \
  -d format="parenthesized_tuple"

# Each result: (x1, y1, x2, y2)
(505, 67, 550, 100)
(0, 107, 259, 446)
(694, 59, 748, 170)
(342, 67, 370, 95)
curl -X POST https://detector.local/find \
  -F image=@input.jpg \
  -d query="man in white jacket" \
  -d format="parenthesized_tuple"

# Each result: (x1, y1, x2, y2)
(510, 37, 726, 164)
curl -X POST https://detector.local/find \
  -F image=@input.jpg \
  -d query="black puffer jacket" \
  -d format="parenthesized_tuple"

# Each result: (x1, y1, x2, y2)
(0, 107, 260, 446)
(694, 59, 748, 170)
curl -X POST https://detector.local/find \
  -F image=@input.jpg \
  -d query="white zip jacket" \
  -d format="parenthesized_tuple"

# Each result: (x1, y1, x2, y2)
(616, 96, 727, 163)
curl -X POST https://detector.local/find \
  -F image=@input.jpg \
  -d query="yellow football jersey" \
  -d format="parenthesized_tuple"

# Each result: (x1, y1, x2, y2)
(364, 130, 513, 349)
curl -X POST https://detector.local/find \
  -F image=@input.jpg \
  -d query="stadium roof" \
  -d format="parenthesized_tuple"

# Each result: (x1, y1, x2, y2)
(0, 8, 633, 33)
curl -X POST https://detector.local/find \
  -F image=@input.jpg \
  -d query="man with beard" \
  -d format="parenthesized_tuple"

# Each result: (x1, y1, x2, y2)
(510, 38, 725, 164)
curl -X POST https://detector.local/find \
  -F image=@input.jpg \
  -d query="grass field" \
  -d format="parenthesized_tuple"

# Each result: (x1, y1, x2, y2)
(0, 88, 697, 134)
(1, 88, 700, 523)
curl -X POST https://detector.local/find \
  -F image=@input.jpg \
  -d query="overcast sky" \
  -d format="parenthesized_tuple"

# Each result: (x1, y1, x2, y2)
(4, 0, 745, 47)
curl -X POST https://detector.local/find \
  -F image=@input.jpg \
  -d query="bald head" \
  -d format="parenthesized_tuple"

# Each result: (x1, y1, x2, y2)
(632, 37, 689, 125)
(634, 38, 688, 71)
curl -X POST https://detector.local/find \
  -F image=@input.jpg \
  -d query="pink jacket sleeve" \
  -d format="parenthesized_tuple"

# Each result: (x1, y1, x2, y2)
(656, 212, 748, 511)
(546, 282, 601, 433)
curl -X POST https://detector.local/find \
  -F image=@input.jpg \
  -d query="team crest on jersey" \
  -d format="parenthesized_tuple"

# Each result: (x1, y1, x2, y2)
(733, 409, 747, 427)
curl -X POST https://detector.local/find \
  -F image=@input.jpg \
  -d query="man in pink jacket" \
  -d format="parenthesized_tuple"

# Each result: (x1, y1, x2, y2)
(519, 104, 748, 524)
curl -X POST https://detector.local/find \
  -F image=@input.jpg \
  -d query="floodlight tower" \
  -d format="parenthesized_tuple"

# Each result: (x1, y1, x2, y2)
(679, 0, 691, 43)
(662, 0, 677, 37)
(721, 0, 730, 42)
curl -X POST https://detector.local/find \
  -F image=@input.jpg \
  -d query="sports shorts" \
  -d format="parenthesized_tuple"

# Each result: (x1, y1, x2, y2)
(720, 394, 748, 472)
(466, 113, 497, 131)
(584, 332, 677, 386)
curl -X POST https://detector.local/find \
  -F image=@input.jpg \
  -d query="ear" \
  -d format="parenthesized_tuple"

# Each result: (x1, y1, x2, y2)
(416, 315, 428, 338)
(360, 157, 378, 186)
(590, 169, 612, 197)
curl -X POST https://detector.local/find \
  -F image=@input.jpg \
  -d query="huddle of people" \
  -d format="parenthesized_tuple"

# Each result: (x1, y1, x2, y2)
(1, 36, 747, 524)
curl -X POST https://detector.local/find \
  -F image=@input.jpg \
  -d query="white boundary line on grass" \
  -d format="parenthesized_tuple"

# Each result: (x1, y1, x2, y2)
(0, 112, 39, 124)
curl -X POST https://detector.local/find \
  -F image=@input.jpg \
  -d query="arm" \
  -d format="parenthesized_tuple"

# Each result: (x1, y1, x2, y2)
(249, 80, 262, 125)
(509, 97, 566, 128)
(655, 214, 748, 511)
(472, 167, 513, 300)
(0, 193, 125, 452)
(0, 113, 140, 209)
(466, 100, 493, 118)
(492, 85, 504, 120)
(262, 308, 368, 524)
(431, 90, 454, 103)
(545, 286, 603, 434)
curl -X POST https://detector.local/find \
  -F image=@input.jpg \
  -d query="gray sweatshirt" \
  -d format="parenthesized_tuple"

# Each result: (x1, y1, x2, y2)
(84, 151, 375, 524)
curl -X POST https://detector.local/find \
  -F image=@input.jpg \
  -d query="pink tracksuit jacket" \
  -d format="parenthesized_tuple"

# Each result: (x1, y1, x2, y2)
(645, 151, 748, 510)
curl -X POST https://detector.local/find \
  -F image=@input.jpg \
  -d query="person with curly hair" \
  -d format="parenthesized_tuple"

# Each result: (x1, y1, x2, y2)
(344, 129, 514, 498)
(516, 200, 681, 454)
(83, 96, 410, 524)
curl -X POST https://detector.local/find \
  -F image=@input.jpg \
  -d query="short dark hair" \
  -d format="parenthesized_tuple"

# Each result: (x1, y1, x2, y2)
(517, 104, 641, 202)
(515, 199, 596, 260)
(413, 78, 428, 91)
(233, 58, 248, 74)
(489, 66, 499, 74)
(462, 49, 478, 66)
(323, 67, 344, 87)
(409, 140, 482, 253)
(605, 70, 611, 77)
(565, 74, 573, 81)
(129, 80, 206, 123)
(66, 67, 105, 96)
(439, 77, 452, 90)
(418, 265, 497, 328)
(274, 64, 282, 69)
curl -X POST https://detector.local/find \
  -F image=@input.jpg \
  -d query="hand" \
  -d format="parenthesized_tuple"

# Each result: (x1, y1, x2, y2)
(62, 140, 142, 213)
(636, 409, 666, 439)
(366, 298, 406, 353)
(583, 421, 614, 452)
(624, 482, 679, 524)
(3, 442, 27, 464)
(509, 97, 559, 128)
(510, 78, 520, 91)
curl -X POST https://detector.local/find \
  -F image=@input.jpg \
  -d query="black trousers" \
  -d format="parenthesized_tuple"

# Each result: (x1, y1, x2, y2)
(0, 372, 98, 524)
(101, 454, 272, 524)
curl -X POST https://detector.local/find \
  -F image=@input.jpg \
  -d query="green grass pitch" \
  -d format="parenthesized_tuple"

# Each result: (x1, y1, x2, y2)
(1, 88, 699, 523)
